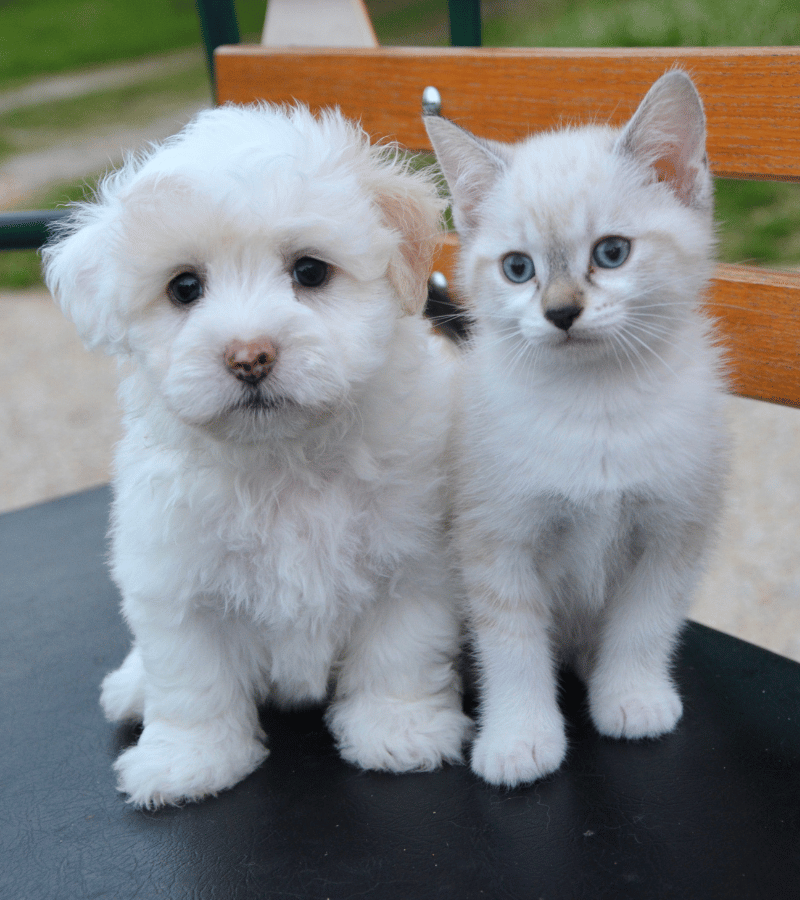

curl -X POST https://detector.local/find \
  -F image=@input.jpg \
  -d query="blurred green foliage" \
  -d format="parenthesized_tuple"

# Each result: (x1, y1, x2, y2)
(0, 0, 266, 90)
(483, 0, 799, 48)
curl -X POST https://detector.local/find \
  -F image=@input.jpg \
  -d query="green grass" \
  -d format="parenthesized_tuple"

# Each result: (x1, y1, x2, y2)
(368, 0, 450, 45)
(0, 249, 45, 290)
(716, 179, 800, 267)
(0, 0, 266, 91)
(0, 58, 214, 291)
(483, 0, 800, 48)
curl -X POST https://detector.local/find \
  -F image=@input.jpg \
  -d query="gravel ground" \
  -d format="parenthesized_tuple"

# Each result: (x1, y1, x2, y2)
(1, 54, 799, 662)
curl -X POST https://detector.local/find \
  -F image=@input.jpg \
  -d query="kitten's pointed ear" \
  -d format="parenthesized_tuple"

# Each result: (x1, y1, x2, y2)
(424, 115, 508, 237)
(618, 70, 710, 208)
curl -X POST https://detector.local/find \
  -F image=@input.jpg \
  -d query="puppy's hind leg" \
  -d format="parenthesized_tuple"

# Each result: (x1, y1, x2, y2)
(100, 644, 146, 722)
(326, 553, 472, 772)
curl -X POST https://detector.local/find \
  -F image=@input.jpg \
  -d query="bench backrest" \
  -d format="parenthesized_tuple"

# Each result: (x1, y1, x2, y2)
(215, 45, 800, 408)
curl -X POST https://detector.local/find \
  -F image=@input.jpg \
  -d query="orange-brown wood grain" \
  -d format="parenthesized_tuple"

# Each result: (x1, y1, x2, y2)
(215, 44, 800, 407)
(707, 265, 800, 407)
(216, 46, 800, 181)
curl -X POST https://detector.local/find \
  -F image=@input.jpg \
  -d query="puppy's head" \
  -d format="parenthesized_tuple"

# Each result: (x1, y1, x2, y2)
(43, 103, 444, 442)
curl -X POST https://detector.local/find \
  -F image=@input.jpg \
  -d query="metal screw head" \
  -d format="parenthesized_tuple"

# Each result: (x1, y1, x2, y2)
(422, 86, 442, 116)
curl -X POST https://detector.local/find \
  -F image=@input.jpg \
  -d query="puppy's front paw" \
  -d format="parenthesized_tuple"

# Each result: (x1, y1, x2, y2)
(590, 682, 682, 739)
(327, 694, 472, 773)
(100, 649, 146, 722)
(471, 722, 567, 787)
(114, 719, 268, 808)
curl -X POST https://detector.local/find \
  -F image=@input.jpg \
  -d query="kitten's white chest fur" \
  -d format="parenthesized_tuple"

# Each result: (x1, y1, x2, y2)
(427, 71, 728, 787)
(465, 321, 725, 503)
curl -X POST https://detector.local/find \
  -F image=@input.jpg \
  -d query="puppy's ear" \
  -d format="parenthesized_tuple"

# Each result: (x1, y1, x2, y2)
(367, 156, 445, 315)
(42, 191, 127, 354)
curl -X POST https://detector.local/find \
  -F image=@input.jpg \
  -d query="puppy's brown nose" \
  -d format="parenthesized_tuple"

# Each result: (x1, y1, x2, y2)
(224, 338, 278, 385)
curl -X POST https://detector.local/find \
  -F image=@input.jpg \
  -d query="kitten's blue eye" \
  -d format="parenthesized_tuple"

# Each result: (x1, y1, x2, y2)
(592, 236, 631, 269)
(293, 256, 329, 288)
(502, 252, 535, 284)
(167, 271, 204, 306)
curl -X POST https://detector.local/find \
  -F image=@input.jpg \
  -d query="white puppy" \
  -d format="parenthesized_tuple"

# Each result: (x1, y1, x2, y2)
(44, 103, 471, 808)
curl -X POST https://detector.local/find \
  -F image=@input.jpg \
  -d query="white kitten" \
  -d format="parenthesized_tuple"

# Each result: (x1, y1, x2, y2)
(44, 103, 471, 807)
(425, 71, 728, 787)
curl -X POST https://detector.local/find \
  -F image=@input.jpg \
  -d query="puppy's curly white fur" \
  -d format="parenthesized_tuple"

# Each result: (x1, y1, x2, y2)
(44, 103, 471, 808)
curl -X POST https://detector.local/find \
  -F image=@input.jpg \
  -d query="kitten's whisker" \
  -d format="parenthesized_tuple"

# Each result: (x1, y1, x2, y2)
(629, 308, 684, 321)
(608, 332, 634, 382)
(477, 323, 537, 364)
(507, 338, 539, 382)
(625, 317, 706, 366)
(624, 319, 675, 342)
(704, 300, 762, 315)
(620, 326, 681, 380)
(611, 330, 653, 386)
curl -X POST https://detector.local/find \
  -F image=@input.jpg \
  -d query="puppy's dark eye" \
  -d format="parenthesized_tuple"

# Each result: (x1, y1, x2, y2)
(168, 272, 204, 306)
(592, 236, 631, 269)
(502, 252, 535, 284)
(293, 256, 329, 288)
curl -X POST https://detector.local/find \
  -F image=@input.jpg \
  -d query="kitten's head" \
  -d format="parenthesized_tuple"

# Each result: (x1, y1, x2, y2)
(425, 71, 714, 369)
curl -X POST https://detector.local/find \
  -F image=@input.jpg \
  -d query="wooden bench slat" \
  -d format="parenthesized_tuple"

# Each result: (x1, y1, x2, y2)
(216, 46, 800, 182)
(708, 264, 800, 408)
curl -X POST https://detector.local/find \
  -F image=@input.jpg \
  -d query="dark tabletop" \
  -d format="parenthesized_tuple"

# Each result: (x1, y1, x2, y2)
(3, 486, 800, 899)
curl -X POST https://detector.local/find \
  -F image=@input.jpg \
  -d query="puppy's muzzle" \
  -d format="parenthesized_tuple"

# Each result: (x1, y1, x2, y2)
(224, 338, 278, 386)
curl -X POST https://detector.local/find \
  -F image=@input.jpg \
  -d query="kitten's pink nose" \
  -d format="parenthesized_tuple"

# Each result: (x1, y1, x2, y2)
(542, 280, 584, 332)
(224, 338, 278, 385)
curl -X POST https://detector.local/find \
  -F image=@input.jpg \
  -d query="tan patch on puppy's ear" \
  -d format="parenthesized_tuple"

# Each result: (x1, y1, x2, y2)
(367, 160, 445, 315)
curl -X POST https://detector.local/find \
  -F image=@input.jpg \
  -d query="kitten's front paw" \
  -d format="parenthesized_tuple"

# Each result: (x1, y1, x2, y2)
(114, 719, 268, 808)
(471, 723, 567, 787)
(590, 683, 682, 739)
(327, 694, 472, 773)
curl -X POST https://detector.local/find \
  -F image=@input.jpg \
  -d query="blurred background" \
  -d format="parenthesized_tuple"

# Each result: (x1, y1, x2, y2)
(1, 0, 799, 658)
